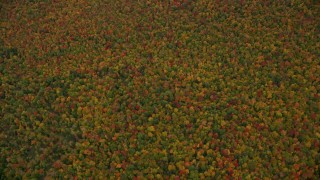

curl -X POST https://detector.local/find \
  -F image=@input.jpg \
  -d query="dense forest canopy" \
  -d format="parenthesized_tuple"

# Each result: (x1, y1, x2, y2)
(0, 0, 319, 179)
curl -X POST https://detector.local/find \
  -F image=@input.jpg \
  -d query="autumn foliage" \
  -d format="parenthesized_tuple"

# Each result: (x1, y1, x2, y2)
(0, 0, 319, 179)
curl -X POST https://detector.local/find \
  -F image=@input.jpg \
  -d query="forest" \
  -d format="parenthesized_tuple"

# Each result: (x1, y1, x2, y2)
(0, 0, 319, 179)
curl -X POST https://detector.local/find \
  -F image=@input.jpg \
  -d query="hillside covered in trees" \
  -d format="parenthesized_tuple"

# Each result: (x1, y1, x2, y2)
(0, 0, 319, 179)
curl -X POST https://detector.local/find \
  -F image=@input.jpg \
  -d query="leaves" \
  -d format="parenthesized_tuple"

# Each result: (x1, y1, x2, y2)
(0, 0, 319, 179)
